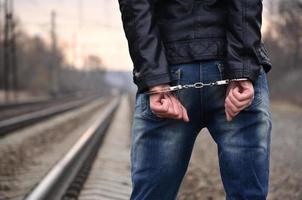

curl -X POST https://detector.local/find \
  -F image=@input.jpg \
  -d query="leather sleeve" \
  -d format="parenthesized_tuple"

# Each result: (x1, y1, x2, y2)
(225, 0, 271, 84)
(118, 0, 171, 93)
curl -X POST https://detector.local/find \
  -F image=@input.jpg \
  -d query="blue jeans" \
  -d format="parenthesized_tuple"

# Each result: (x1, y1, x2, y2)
(130, 60, 272, 200)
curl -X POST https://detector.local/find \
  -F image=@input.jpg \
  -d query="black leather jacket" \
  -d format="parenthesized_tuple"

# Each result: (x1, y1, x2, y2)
(118, 0, 272, 93)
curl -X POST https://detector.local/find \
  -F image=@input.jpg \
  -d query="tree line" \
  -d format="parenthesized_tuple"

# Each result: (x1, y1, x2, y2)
(264, 0, 302, 104)
(0, 19, 109, 98)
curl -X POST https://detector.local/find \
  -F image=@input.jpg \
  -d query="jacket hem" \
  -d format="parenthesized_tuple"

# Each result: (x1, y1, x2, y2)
(163, 37, 226, 65)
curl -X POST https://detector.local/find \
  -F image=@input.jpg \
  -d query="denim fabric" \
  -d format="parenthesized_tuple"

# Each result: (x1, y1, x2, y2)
(130, 60, 272, 200)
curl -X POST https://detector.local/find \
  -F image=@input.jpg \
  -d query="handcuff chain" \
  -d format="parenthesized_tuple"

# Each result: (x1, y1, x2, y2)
(145, 78, 248, 95)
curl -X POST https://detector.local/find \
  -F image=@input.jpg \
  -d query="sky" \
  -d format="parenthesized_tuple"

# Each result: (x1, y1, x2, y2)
(14, 0, 132, 71)
(12, 0, 269, 71)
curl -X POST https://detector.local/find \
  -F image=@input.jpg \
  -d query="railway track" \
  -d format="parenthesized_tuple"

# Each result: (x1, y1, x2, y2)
(0, 96, 114, 200)
(0, 95, 99, 136)
(0, 95, 87, 120)
(20, 95, 129, 200)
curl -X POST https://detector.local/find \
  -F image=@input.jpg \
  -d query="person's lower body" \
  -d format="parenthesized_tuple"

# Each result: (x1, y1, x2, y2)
(130, 60, 272, 200)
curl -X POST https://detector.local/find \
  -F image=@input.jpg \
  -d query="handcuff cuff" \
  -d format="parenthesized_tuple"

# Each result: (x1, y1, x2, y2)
(144, 78, 249, 95)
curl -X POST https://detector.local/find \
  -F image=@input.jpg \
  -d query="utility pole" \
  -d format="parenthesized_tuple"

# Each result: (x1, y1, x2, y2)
(3, 0, 17, 102)
(0, 0, 3, 91)
(10, 0, 17, 100)
(50, 10, 58, 96)
(4, 0, 11, 102)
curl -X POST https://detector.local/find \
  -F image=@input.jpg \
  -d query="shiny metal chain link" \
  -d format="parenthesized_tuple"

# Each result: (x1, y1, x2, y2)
(145, 78, 248, 95)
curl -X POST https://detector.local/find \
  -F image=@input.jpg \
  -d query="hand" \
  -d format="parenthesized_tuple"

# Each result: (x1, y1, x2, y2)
(148, 84, 190, 122)
(224, 80, 254, 122)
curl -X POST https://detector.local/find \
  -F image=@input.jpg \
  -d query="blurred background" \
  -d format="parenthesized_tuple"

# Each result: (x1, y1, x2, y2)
(0, 0, 301, 103)
(0, 0, 136, 103)
(0, 0, 301, 200)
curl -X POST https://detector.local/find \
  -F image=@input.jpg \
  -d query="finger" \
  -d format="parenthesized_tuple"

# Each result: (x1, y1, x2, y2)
(170, 92, 189, 122)
(156, 112, 178, 119)
(151, 98, 170, 114)
(155, 113, 170, 118)
(225, 107, 232, 122)
(171, 93, 189, 122)
(168, 93, 183, 119)
(232, 86, 254, 102)
(225, 92, 246, 120)
(165, 93, 178, 117)
(180, 104, 190, 122)
(157, 101, 190, 122)
(159, 93, 180, 119)
(225, 106, 237, 121)
(237, 85, 254, 100)
(239, 80, 252, 89)
(175, 98, 187, 122)
(225, 103, 239, 122)
(225, 97, 240, 115)
(228, 89, 251, 110)
(154, 94, 181, 120)
(225, 104, 239, 120)
(149, 93, 164, 102)
(225, 83, 247, 122)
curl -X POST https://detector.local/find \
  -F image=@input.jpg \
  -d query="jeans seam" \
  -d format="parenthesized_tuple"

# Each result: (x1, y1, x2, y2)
(199, 61, 206, 126)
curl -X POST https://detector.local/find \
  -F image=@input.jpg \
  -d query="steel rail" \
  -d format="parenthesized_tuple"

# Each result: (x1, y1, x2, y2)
(0, 99, 48, 110)
(0, 96, 100, 136)
(0, 95, 78, 111)
(23, 96, 120, 200)
(0, 93, 98, 111)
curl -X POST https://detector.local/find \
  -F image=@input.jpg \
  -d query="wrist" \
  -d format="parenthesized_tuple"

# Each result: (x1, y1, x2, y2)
(149, 84, 170, 91)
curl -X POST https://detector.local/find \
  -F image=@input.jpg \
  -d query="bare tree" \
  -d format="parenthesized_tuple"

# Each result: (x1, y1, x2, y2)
(277, 0, 302, 68)
(263, 0, 302, 104)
